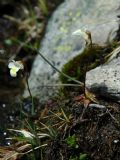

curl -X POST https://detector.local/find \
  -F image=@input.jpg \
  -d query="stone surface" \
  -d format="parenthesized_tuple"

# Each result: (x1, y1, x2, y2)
(86, 47, 120, 102)
(24, 0, 120, 101)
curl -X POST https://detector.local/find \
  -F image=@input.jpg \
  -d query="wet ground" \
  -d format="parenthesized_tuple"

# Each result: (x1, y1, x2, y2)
(2, 91, 118, 160)
(42, 94, 120, 160)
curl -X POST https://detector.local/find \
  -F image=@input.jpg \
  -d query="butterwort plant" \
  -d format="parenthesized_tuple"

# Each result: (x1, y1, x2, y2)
(8, 59, 35, 115)
(8, 60, 24, 77)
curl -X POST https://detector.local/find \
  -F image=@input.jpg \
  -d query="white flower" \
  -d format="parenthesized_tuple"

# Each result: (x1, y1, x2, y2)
(72, 29, 88, 38)
(8, 60, 24, 77)
(72, 29, 92, 45)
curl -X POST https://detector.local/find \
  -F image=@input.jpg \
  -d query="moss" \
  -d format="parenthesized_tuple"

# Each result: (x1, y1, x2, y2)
(59, 44, 113, 84)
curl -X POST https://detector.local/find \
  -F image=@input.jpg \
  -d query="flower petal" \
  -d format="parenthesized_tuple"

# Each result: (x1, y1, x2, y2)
(8, 62, 15, 69)
(8, 60, 24, 77)
(72, 29, 89, 41)
(72, 29, 83, 36)
(10, 68, 17, 77)
(16, 61, 24, 70)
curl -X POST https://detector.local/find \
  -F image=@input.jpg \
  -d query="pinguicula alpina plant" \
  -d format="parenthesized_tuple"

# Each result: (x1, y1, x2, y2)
(8, 59, 36, 116)
(72, 28, 92, 46)
(8, 60, 24, 77)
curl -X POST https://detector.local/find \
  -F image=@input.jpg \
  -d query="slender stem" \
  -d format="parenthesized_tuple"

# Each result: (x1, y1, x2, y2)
(37, 51, 84, 86)
(26, 75, 32, 99)
(35, 83, 82, 87)
(26, 73, 34, 115)
(17, 41, 84, 86)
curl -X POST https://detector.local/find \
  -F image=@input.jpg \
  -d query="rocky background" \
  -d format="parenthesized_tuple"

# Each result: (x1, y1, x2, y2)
(24, 0, 120, 103)
(0, 1, 120, 159)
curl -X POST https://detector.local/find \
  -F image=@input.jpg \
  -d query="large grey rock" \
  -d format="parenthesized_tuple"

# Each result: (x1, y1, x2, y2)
(86, 47, 120, 102)
(24, 0, 120, 101)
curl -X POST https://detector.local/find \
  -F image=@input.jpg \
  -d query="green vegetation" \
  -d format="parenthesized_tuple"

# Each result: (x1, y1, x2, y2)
(69, 153, 87, 160)
(38, 0, 48, 16)
(1, 34, 119, 159)
(60, 44, 113, 84)
(66, 134, 78, 148)
(0, 1, 120, 159)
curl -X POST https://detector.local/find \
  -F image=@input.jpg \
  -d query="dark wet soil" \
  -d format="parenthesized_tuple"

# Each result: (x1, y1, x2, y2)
(45, 94, 120, 160)
(19, 91, 120, 160)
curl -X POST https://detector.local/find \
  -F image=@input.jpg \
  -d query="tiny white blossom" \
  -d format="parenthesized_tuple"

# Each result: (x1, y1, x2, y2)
(72, 29, 88, 39)
(72, 29, 92, 45)
(8, 60, 24, 77)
